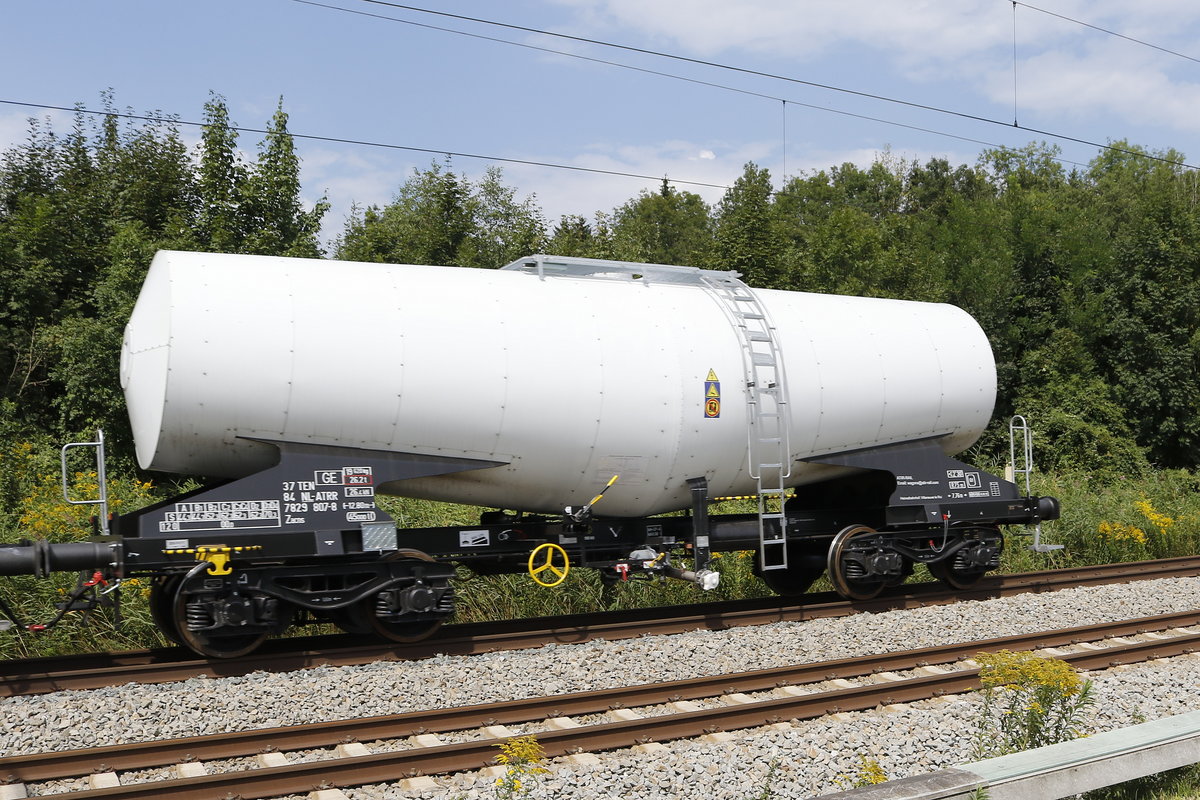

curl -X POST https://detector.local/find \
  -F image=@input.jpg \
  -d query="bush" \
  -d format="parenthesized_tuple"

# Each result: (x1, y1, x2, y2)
(972, 650, 1093, 759)
(0, 445, 166, 657)
(1003, 468, 1200, 572)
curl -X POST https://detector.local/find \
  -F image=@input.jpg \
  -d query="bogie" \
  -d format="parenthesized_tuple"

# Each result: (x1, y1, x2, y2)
(171, 571, 289, 659)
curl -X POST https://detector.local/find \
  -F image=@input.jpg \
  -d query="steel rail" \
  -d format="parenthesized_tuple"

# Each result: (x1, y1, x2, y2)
(3, 556, 1198, 697)
(17, 629, 1200, 799)
(8, 608, 1200, 786)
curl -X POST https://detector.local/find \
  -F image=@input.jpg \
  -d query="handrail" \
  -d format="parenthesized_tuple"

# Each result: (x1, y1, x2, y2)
(60, 429, 109, 536)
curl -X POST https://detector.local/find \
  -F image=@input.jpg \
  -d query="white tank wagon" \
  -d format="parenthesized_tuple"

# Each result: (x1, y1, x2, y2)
(0, 253, 1058, 659)
(122, 250, 995, 517)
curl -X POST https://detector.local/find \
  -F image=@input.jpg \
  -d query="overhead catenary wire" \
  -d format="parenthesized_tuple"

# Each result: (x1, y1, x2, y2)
(340, 0, 1197, 172)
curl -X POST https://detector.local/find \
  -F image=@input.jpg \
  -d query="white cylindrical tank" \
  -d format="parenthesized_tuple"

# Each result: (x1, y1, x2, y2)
(121, 251, 996, 517)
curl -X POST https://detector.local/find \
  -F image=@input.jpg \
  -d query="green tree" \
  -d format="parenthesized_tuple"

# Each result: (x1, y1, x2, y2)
(707, 162, 782, 287)
(462, 167, 546, 268)
(775, 157, 939, 300)
(829, 156, 904, 218)
(94, 91, 196, 239)
(0, 117, 94, 432)
(1092, 161, 1200, 467)
(546, 213, 605, 257)
(338, 159, 473, 265)
(241, 99, 328, 257)
(51, 222, 159, 450)
(0, 93, 326, 465)
(608, 179, 711, 266)
(195, 94, 246, 253)
(337, 161, 544, 268)
(1011, 329, 1148, 480)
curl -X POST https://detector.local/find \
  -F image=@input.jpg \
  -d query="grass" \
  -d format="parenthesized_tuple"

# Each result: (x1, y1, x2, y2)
(1086, 764, 1200, 799)
(1000, 468, 1200, 574)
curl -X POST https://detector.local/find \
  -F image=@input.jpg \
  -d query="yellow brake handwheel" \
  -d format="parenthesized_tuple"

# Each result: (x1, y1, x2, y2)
(528, 543, 570, 587)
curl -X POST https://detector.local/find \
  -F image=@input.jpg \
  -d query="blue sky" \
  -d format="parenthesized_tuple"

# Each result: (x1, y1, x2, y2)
(4, 0, 1200, 247)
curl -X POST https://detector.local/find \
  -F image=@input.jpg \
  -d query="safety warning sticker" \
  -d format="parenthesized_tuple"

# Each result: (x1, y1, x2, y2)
(704, 369, 721, 418)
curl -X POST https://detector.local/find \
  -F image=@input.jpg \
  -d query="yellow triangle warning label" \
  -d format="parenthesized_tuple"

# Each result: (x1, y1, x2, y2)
(706, 383, 720, 397)
(706, 369, 719, 382)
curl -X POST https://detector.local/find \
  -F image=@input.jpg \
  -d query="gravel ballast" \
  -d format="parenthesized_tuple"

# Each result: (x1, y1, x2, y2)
(6, 576, 1200, 798)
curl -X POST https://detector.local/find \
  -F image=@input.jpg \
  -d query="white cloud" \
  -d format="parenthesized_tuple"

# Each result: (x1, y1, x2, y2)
(991, 42, 1200, 133)
(550, 0, 1014, 63)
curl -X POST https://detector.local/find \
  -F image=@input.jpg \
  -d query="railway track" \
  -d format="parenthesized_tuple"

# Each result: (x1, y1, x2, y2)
(3, 556, 1197, 696)
(6, 607, 1200, 799)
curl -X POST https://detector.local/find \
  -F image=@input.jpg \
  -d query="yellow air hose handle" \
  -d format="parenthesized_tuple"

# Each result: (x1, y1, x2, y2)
(588, 474, 620, 508)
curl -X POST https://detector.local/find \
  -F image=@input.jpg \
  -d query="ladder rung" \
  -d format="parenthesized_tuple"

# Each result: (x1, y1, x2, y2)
(747, 331, 771, 342)
(758, 437, 781, 444)
(752, 353, 775, 366)
(731, 295, 754, 302)
(739, 312, 765, 320)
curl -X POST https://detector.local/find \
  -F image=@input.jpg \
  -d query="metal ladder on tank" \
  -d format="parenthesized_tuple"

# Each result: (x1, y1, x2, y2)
(700, 273, 793, 572)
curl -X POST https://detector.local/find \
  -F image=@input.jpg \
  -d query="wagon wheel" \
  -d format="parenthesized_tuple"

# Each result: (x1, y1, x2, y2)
(362, 549, 447, 644)
(929, 526, 1002, 590)
(928, 558, 986, 590)
(172, 572, 272, 660)
(826, 525, 887, 601)
(148, 574, 183, 646)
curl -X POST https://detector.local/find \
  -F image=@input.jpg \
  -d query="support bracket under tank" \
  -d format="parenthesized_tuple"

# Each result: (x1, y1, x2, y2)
(802, 437, 1059, 529)
(111, 440, 507, 569)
